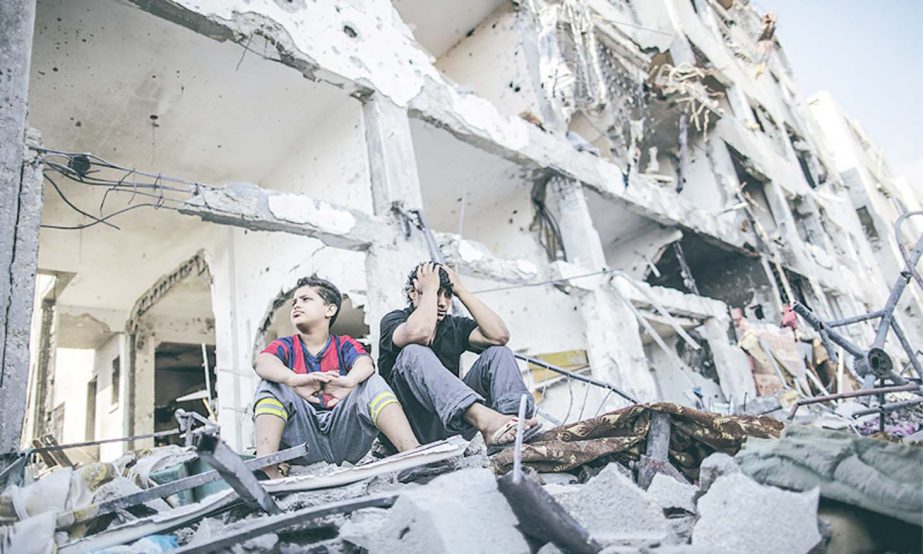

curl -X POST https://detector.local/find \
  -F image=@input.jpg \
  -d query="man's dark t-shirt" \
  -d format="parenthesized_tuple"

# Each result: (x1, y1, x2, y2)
(378, 308, 479, 382)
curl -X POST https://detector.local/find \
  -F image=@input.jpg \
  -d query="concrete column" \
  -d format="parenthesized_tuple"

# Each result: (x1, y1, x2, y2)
(209, 229, 252, 451)
(363, 95, 423, 214)
(0, 0, 39, 455)
(130, 330, 157, 449)
(546, 178, 657, 401)
(699, 316, 756, 402)
(362, 94, 429, 356)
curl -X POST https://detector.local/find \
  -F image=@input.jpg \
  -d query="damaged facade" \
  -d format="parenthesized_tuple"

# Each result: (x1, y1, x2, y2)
(0, 0, 920, 491)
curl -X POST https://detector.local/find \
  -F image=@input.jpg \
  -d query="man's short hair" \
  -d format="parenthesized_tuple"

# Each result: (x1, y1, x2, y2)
(403, 262, 452, 306)
(295, 275, 342, 327)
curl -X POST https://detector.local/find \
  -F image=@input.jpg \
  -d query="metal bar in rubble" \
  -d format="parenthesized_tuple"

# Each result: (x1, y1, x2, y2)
(29, 429, 181, 454)
(55, 444, 308, 529)
(788, 383, 921, 419)
(512, 394, 528, 484)
(194, 433, 281, 514)
(173, 494, 399, 554)
(851, 397, 923, 419)
(513, 353, 638, 404)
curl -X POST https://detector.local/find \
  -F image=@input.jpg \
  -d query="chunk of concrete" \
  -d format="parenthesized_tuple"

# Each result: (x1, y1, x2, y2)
(647, 473, 697, 513)
(538, 472, 578, 486)
(360, 468, 530, 553)
(696, 452, 740, 495)
(737, 424, 923, 525)
(692, 473, 821, 554)
(549, 464, 668, 547)
(338, 507, 390, 551)
(664, 515, 696, 546)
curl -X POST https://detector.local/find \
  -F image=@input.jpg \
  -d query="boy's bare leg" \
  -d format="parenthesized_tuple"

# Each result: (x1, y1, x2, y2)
(464, 402, 536, 444)
(254, 414, 286, 479)
(375, 403, 421, 452)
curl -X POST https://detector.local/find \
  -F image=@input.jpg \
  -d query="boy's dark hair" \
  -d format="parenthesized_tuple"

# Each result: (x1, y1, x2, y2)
(403, 262, 452, 306)
(295, 275, 342, 327)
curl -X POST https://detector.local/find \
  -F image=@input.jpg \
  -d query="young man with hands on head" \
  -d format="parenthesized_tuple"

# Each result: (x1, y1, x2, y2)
(378, 262, 541, 452)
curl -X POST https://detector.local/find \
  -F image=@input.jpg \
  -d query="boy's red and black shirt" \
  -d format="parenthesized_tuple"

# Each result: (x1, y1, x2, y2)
(261, 334, 368, 408)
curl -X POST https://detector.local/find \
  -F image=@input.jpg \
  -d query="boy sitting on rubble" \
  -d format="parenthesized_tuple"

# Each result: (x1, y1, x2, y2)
(252, 276, 419, 478)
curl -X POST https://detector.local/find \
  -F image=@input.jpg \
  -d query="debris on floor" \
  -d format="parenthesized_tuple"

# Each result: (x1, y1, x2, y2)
(737, 424, 923, 524)
(2, 401, 921, 553)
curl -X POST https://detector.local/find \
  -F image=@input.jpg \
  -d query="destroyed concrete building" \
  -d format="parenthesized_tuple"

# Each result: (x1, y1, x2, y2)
(3, 1, 923, 552)
(808, 91, 923, 342)
(2, 0, 921, 466)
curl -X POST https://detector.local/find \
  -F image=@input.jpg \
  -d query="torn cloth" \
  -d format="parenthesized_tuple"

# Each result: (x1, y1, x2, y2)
(492, 402, 783, 478)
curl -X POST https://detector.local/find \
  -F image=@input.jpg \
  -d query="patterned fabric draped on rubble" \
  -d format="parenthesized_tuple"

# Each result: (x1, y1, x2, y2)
(491, 402, 784, 478)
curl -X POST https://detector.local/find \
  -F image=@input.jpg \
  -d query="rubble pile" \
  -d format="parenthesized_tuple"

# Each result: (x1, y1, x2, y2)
(2, 404, 920, 553)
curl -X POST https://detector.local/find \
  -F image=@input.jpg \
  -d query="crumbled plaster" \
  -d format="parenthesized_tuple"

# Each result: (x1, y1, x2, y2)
(180, 182, 382, 250)
(130, 0, 437, 107)
(438, 234, 541, 284)
(268, 194, 357, 236)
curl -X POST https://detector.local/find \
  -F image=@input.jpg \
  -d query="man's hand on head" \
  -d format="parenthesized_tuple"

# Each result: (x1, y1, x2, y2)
(441, 265, 467, 294)
(414, 262, 441, 294)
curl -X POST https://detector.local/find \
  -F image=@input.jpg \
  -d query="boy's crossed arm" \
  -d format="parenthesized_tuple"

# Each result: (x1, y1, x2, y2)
(254, 351, 374, 407)
(324, 355, 374, 407)
(255, 352, 333, 404)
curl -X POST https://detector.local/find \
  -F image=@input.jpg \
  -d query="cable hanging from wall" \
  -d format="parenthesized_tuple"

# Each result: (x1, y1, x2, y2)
(530, 178, 567, 262)
(34, 147, 202, 231)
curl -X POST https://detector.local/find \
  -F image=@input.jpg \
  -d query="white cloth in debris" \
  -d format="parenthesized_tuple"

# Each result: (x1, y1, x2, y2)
(0, 512, 57, 554)
(127, 446, 197, 490)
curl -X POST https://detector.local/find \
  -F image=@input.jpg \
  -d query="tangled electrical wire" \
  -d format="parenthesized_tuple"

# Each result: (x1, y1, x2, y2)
(35, 147, 202, 231)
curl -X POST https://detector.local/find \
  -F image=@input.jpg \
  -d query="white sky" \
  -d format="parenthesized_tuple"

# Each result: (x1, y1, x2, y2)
(759, 0, 922, 187)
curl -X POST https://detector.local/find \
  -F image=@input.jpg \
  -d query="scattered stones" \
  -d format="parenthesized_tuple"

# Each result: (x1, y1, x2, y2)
(237, 532, 279, 552)
(548, 464, 668, 547)
(692, 472, 821, 554)
(646, 473, 697, 514)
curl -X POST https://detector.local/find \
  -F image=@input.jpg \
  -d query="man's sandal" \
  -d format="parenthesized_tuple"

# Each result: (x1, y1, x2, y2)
(486, 417, 543, 455)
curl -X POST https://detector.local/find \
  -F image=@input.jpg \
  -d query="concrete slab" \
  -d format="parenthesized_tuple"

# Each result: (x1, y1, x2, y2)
(548, 464, 668, 547)
(664, 515, 696, 546)
(361, 468, 530, 554)
(696, 452, 740, 496)
(647, 473, 697, 513)
(692, 473, 821, 554)
(737, 424, 923, 525)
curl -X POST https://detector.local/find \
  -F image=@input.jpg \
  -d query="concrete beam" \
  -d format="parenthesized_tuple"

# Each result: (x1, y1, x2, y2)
(438, 234, 542, 285)
(179, 182, 385, 250)
(408, 76, 756, 252)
